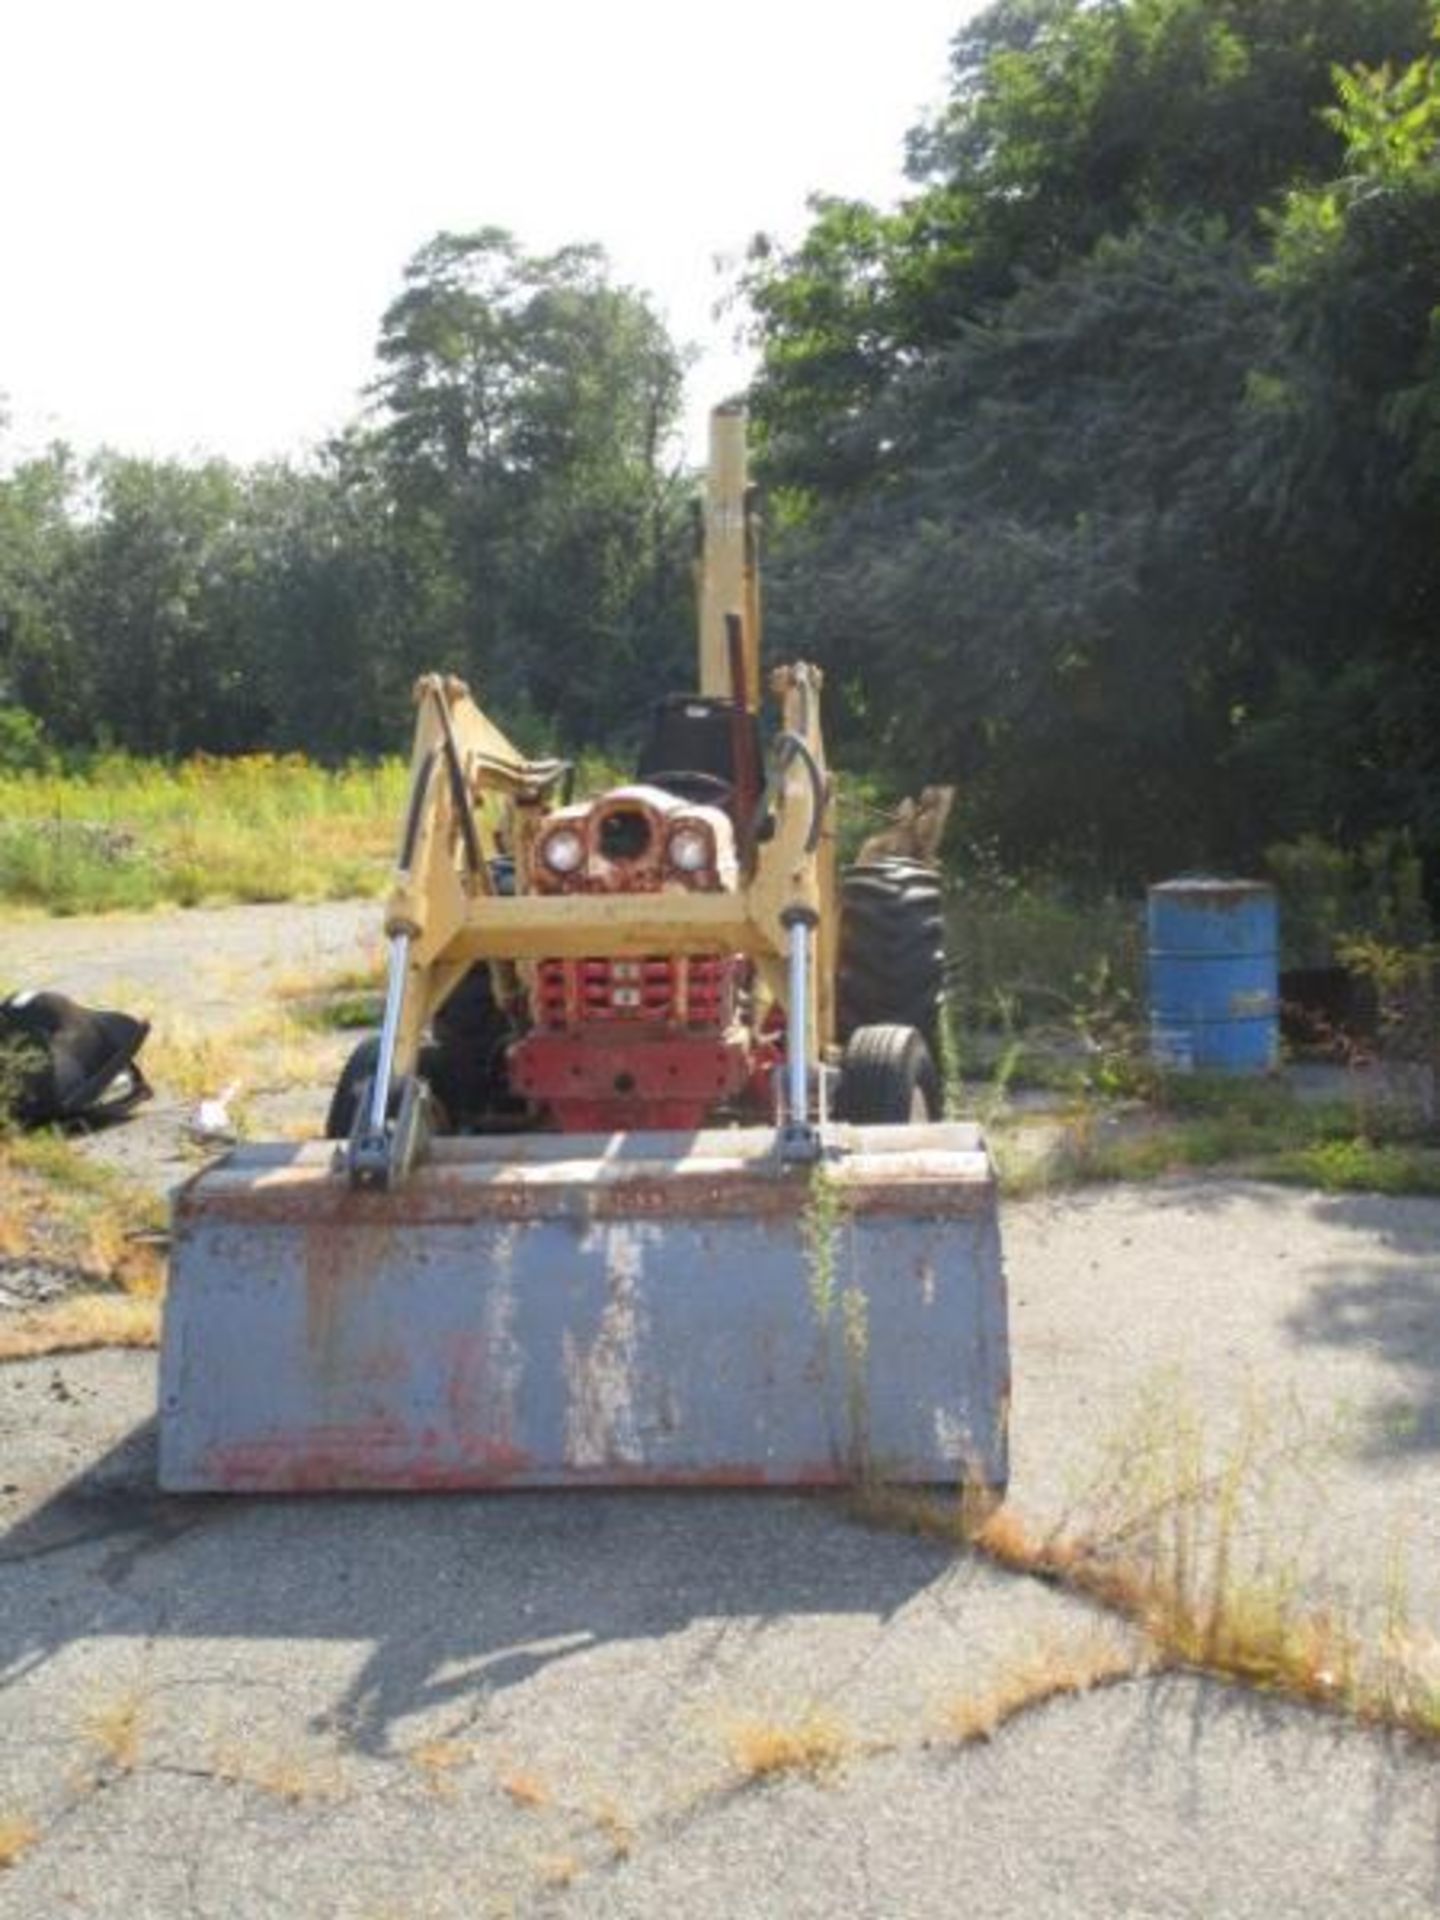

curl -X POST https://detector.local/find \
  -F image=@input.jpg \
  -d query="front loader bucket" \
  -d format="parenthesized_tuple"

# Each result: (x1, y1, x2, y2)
(159, 1125, 1007, 1494)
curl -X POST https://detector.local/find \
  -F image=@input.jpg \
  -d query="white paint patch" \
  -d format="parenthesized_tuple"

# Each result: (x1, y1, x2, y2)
(483, 1227, 523, 1425)
(562, 1231, 646, 1467)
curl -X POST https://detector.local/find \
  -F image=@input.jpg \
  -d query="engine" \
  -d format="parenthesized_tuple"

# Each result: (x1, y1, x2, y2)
(508, 786, 771, 1131)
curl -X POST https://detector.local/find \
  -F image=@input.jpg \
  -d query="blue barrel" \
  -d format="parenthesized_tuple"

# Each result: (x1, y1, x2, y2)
(1147, 878, 1278, 1073)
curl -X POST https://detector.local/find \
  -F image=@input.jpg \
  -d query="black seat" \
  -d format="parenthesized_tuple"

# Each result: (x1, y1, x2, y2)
(635, 695, 762, 812)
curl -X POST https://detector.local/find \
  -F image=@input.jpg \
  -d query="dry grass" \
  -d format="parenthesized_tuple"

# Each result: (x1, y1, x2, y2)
(0, 1124, 166, 1361)
(590, 1798, 635, 1861)
(939, 1631, 1143, 1743)
(0, 1292, 160, 1361)
(0, 1815, 38, 1871)
(271, 957, 385, 1003)
(498, 1767, 550, 1810)
(725, 1710, 854, 1782)
(144, 1007, 335, 1104)
(409, 1738, 473, 1800)
(85, 1692, 144, 1773)
(212, 1742, 346, 1806)
(0, 976, 341, 1366)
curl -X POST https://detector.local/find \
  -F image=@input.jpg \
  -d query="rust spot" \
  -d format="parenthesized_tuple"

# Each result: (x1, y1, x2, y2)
(188, 1163, 994, 1229)
(209, 1425, 535, 1492)
(205, 1441, 855, 1493)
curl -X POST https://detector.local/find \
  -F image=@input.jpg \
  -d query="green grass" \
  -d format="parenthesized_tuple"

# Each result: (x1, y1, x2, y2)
(1264, 1139, 1440, 1196)
(983, 1066, 1440, 1198)
(0, 753, 406, 914)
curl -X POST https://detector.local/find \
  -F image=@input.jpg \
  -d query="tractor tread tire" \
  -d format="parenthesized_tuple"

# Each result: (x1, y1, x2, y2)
(838, 857, 947, 1062)
(837, 1023, 940, 1124)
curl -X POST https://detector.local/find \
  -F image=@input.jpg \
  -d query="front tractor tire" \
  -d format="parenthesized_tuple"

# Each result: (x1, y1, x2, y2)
(837, 857, 947, 1064)
(324, 1035, 450, 1139)
(324, 967, 520, 1141)
(837, 1023, 941, 1124)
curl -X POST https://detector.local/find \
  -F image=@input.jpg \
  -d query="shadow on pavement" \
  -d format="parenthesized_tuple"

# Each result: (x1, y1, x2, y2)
(0, 1415, 969, 1754)
(1285, 1243, 1440, 1459)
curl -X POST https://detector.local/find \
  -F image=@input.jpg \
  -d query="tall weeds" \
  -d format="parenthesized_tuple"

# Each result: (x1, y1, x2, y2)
(0, 754, 405, 914)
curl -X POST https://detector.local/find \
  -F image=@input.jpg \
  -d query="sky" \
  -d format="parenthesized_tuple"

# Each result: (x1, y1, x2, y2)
(0, 0, 974, 469)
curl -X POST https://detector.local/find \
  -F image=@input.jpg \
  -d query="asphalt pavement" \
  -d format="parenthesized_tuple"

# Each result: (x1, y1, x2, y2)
(3, 1178, 1440, 1916)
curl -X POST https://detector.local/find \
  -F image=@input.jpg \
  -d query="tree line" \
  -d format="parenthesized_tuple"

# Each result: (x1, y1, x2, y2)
(0, 230, 692, 765)
(4, 1, 1440, 898)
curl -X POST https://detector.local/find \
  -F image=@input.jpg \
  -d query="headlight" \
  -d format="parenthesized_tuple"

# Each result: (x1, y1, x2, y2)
(667, 824, 713, 873)
(541, 827, 585, 874)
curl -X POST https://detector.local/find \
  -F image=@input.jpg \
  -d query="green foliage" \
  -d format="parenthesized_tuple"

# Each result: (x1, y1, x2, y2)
(946, 885, 1145, 1032)
(0, 705, 52, 773)
(746, 0, 1440, 887)
(1266, 832, 1431, 967)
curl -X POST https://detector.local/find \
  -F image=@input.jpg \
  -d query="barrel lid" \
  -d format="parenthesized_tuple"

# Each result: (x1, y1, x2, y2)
(1149, 876, 1273, 899)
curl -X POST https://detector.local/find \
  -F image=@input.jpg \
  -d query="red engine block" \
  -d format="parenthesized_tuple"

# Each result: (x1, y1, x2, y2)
(509, 954, 772, 1131)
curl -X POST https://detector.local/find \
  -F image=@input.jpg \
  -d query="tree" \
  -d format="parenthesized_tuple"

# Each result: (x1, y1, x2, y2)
(0, 441, 79, 741)
(362, 229, 690, 745)
(765, 220, 1272, 877)
(747, 0, 1434, 497)
(1229, 36, 1440, 849)
(745, 0, 1440, 882)
(54, 457, 265, 755)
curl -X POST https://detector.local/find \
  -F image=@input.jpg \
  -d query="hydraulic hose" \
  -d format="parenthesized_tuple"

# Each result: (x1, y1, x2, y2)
(759, 732, 826, 855)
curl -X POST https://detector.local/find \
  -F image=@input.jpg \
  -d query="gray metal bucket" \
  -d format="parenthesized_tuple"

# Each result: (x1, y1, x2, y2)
(159, 1125, 1008, 1495)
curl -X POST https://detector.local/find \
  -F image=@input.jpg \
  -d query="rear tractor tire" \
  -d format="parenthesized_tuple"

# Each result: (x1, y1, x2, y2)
(837, 1023, 941, 1124)
(837, 857, 947, 1064)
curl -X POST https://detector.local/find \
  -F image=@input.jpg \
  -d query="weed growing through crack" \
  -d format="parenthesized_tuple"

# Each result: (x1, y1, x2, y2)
(938, 1630, 1144, 1744)
(211, 1740, 347, 1806)
(853, 1379, 1440, 1748)
(803, 1163, 874, 1474)
(995, 1386, 1440, 1737)
(725, 1711, 854, 1782)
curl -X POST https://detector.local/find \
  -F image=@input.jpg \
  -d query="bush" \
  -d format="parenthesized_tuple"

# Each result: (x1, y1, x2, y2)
(1265, 831, 1430, 968)
(0, 706, 53, 775)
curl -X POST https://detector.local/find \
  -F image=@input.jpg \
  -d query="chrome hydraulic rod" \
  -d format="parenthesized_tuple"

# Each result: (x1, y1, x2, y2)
(779, 908, 821, 1163)
(367, 930, 411, 1137)
(786, 918, 809, 1127)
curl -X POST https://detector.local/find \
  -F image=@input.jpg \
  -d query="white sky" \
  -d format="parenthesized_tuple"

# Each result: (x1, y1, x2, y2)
(0, 0, 973, 469)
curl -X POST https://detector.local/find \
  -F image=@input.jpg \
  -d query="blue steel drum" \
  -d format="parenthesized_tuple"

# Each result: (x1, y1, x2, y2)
(1147, 878, 1278, 1073)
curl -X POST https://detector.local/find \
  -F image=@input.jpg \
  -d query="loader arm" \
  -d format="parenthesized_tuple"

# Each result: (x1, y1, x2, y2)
(351, 403, 837, 1183)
